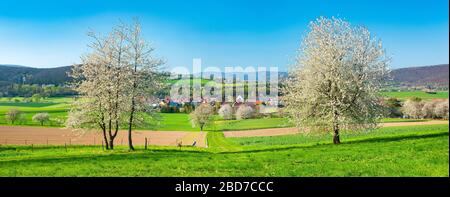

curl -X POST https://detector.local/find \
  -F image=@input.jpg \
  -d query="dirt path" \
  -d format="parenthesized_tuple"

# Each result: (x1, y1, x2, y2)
(379, 120, 448, 127)
(0, 126, 207, 147)
(223, 120, 449, 138)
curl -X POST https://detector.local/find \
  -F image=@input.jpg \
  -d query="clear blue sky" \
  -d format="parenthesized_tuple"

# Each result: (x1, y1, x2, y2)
(0, 0, 448, 70)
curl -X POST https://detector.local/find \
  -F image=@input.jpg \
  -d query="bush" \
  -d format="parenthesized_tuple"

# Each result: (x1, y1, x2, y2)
(218, 104, 234, 120)
(32, 112, 50, 126)
(236, 105, 254, 120)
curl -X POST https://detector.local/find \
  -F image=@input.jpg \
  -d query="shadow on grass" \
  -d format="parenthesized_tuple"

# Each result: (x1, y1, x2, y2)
(221, 131, 449, 154)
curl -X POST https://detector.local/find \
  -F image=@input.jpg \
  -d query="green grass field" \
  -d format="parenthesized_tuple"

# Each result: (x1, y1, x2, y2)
(0, 124, 447, 176)
(381, 91, 449, 100)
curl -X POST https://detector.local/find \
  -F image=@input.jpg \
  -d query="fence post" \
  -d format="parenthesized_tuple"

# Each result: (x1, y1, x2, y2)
(65, 143, 67, 152)
(145, 137, 148, 150)
(25, 139, 27, 145)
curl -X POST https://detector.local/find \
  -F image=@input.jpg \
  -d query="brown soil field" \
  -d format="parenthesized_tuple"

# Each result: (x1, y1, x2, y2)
(223, 120, 449, 138)
(0, 126, 207, 147)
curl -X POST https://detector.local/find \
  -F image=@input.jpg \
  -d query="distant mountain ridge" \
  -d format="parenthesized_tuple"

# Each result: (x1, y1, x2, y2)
(390, 64, 448, 89)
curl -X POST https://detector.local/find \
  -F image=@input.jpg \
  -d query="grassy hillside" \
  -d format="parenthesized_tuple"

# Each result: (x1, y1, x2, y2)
(0, 124, 447, 176)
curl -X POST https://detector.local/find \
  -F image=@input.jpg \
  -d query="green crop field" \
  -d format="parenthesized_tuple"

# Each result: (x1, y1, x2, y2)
(381, 91, 449, 100)
(0, 124, 447, 176)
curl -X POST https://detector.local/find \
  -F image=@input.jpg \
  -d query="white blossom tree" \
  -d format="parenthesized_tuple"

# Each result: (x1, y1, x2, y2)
(124, 20, 164, 150)
(189, 104, 215, 132)
(434, 100, 449, 119)
(218, 104, 234, 120)
(421, 100, 439, 118)
(32, 112, 50, 126)
(283, 17, 390, 144)
(402, 99, 424, 119)
(5, 108, 22, 124)
(67, 21, 163, 150)
(235, 105, 254, 120)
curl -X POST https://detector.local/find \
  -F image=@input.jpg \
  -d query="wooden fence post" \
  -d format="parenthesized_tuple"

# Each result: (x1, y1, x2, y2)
(145, 137, 148, 150)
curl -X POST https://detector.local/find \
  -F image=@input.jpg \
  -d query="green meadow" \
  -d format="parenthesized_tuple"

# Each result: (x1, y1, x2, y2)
(380, 91, 449, 100)
(0, 93, 448, 177)
(0, 124, 447, 176)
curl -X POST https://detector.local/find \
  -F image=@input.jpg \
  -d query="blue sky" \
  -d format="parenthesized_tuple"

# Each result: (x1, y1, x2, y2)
(0, 0, 448, 70)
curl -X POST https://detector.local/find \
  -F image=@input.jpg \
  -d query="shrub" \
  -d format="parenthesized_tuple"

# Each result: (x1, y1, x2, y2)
(236, 105, 254, 120)
(5, 108, 22, 124)
(218, 104, 234, 120)
(32, 112, 50, 126)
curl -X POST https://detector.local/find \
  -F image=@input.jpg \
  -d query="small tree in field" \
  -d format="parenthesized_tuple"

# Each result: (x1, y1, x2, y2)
(434, 100, 449, 119)
(235, 105, 254, 120)
(6, 108, 22, 124)
(218, 104, 234, 120)
(421, 100, 438, 118)
(32, 113, 50, 126)
(189, 104, 215, 132)
(283, 17, 390, 144)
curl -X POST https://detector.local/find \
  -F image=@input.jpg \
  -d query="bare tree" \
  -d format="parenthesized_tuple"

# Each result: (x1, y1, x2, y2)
(283, 17, 390, 144)
(189, 104, 215, 132)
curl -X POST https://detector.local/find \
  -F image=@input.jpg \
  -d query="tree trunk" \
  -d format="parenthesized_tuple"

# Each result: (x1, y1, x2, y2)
(333, 127, 340, 144)
(127, 98, 136, 151)
(332, 110, 341, 144)
(109, 139, 114, 149)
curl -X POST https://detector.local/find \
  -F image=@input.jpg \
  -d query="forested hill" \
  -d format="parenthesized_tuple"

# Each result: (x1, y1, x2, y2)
(390, 64, 449, 89)
(0, 65, 72, 85)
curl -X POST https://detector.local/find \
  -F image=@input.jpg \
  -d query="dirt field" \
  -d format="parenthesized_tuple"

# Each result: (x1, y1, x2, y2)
(223, 120, 449, 138)
(0, 126, 207, 147)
